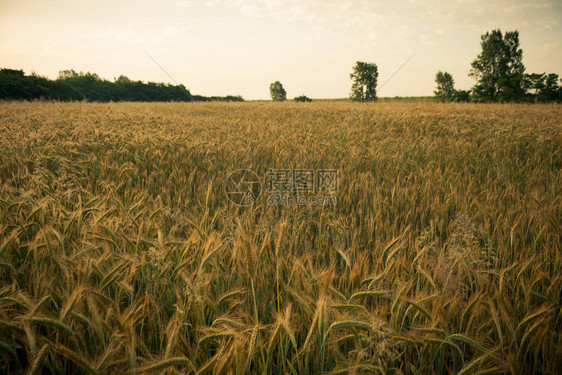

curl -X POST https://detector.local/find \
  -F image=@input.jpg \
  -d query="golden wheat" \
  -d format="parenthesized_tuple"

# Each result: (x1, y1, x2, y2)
(0, 101, 560, 374)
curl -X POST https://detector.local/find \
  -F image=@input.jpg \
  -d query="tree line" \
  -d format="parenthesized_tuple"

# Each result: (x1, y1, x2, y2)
(0, 69, 244, 102)
(435, 29, 561, 103)
(3, 29, 560, 104)
(345, 29, 561, 103)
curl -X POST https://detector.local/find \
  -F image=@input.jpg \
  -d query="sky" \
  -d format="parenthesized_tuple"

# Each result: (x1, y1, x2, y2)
(1, 0, 561, 100)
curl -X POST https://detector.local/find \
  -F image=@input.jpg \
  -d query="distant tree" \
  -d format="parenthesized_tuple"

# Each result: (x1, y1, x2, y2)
(294, 95, 312, 102)
(434, 71, 456, 101)
(1, 68, 25, 78)
(537, 73, 561, 102)
(521, 73, 561, 102)
(470, 29, 525, 102)
(0, 69, 31, 99)
(58, 69, 79, 79)
(270, 81, 286, 101)
(350, 61, 378, 101)
(223, 95, 245, 102)
(452, 90, 471, 102)
(524, 73, 545, 97)
(0, 67, 200, 102)
(114, 75, 131, 84)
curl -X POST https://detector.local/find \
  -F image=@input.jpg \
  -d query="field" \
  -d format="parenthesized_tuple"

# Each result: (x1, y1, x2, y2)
(0, 101, 561, 374)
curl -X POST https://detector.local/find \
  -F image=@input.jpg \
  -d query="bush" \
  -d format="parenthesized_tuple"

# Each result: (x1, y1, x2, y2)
(294, 95, 312, 102)
(453, 90, 471, 102)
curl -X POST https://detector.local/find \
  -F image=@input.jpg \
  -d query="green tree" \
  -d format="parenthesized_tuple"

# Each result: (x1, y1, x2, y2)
(57, 69, 79, 79)
(434, 71, 456, 101)
(452, 90, 471, 102)
(524, 73, 545, 98)
(537, 73, 561, 102)
(269, 81, 286, 101)
(115, 75, 131, 84)
(521, 73, 561, 102)
(350, 61, 378, 101)
(470, 29, 525, 102)
(294, 95, 311, 102)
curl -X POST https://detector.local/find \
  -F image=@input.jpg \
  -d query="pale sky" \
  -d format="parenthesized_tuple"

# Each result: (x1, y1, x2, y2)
(1, 0, 561, 99)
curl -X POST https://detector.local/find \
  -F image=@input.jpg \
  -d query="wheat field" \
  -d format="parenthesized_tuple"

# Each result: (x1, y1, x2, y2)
(0, 101, 560, 374)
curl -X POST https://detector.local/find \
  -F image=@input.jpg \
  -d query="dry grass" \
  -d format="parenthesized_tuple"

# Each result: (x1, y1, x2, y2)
(0, 101, 560, 374)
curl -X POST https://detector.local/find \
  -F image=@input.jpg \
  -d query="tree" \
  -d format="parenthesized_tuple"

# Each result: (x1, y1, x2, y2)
(524, 73, 545, 98)
(520, 73, 561, 102)
(58, 69, 79, 79)
(115, 75, 131, 84)
(537, 73, 561, 102)
(434, 71, 456, 101)
(469, 29, 525, 102)
(452, 90, 471, 102)
(270, 81, 286, 101)
(294, 95, 311, 102)
(350, 61, 378, 101)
